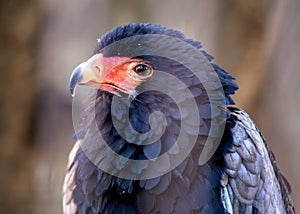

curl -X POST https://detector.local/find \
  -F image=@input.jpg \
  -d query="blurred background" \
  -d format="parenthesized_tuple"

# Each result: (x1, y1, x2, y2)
(0, 0, 299, 213)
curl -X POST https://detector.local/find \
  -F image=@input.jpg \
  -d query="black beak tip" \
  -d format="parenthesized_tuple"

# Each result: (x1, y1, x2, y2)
(70, 84, 76, 97)
(69, 65, 83, 96)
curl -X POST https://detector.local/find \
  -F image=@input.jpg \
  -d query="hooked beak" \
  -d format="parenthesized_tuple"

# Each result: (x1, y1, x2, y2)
(69, 63, 84, 96)
(69, 54, 104, 96)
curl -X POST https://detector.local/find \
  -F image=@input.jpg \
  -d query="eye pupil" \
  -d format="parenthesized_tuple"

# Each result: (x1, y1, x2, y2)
(134, 64, 148, 74)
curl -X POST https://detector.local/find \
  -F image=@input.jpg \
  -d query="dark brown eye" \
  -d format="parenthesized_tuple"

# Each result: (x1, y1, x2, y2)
(133, 64, 152, 76)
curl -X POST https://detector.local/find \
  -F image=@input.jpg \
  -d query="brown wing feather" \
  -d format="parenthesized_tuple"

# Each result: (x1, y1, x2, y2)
(63, 140, 81, 214)
(222, 107, 294, 213)
(262, 136, 295, 214)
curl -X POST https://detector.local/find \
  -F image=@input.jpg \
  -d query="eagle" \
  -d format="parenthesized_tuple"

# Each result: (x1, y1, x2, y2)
(63, 23, 294, 214)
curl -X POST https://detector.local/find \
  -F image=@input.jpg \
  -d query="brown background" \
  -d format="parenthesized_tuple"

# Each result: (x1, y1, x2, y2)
(0, 0, 299, 213)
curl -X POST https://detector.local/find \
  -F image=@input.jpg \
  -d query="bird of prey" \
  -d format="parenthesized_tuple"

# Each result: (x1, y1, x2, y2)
(64, 23, 294, 214)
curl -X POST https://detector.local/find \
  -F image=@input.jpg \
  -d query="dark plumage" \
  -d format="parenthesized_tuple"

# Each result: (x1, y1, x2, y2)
(64, 23, 294, 214)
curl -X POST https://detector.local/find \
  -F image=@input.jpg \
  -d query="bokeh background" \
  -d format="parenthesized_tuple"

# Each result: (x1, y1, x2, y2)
(0, 0, 299, 213)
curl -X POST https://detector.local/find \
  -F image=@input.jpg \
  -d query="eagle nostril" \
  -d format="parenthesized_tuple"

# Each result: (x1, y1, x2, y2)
(95, 65, 101, 72)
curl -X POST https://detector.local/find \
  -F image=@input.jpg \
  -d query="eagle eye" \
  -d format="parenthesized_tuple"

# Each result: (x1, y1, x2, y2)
(133, 64, 152, 76)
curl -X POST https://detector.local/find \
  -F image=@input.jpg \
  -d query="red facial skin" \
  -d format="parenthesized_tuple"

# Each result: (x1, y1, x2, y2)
(88, 55, 152, 95)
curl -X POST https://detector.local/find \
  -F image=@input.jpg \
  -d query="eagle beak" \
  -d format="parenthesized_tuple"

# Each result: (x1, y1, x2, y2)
(69, 54, 104, 96)
(69, 63, 84, 96)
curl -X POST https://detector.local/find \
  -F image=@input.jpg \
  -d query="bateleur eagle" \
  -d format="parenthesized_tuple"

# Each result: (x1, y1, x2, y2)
(63, 23, 294, 214)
